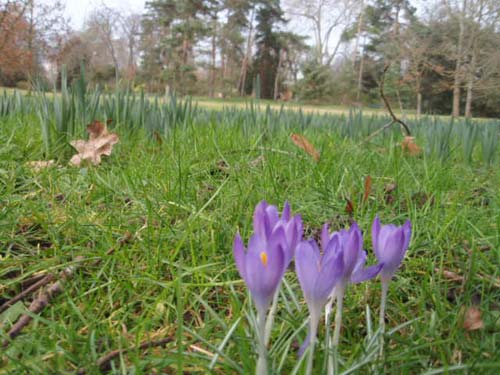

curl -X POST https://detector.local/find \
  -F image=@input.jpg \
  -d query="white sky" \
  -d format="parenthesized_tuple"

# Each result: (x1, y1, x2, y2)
(63, 0, 146, 29)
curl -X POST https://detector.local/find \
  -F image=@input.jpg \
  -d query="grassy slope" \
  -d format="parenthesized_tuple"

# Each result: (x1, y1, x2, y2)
(0, 113, 499, 374)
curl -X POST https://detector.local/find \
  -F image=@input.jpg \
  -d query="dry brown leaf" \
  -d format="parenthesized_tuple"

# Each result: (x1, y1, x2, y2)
(401, 136, 422, 156)
(345, 199, 354, 215)
(363, 175, 372, 202)
(69, 121, 119, 166)
(27, 160, 55, 171)
(463, 306, 484, 331)
(290, 133, 320, 161)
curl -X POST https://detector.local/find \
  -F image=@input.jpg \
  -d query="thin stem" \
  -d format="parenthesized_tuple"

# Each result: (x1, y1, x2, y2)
(379, 280, 389, 358)
(332, 285, 345, 347)
(329, 286, 345, 375)
(305, 310, 320, 375)
(324, 286, 336, 326)
(379, 280, 389, 331)
(256, 307, 268, 375)
(265, 287, 280, 346)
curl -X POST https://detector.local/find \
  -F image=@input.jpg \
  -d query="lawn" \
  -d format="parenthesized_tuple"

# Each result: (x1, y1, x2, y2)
(0, 91, 499, 374)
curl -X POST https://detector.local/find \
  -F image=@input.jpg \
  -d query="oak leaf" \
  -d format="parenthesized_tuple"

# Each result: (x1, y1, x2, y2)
(69, 121, 119, 166)
(463, 306, 484, 331)
(401, 136, 422, 156)
(290, 133, 320, 161)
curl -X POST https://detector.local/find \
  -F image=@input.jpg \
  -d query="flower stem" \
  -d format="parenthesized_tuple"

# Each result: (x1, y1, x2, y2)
(305, 311, 319, 375)
(379, 280, 389, 358)
(265, 287, 280, 346)
(379, 280, 389, 331)
(328, 286, 345, 375)
(256, 308, 268, 375)
(332, 285, 345, 348)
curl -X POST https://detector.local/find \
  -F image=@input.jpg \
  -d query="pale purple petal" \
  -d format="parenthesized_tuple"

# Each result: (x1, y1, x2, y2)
(371, 215, 381, 259)
(295, 241, 320, 302)
(351, 263, 383, 284)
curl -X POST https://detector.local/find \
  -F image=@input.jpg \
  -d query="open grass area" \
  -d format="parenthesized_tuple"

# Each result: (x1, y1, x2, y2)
(1, 90, 499, 374)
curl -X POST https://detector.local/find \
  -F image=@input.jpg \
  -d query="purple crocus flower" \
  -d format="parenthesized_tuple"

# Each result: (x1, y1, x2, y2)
(322, 222, 383, 347)
(295, 239, 344, 372)
(253, 200, 303, 266)
(233, 228, 286, 315)
(371, 216, 412, 329)
(371, 216, 412, 282)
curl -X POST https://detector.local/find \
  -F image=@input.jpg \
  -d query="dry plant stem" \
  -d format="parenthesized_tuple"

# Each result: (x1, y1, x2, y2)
(379, 63, 411, 137)
(0, 274, 54, 314)
(2, 257, 84, 348)
(76, 337, 174, 374)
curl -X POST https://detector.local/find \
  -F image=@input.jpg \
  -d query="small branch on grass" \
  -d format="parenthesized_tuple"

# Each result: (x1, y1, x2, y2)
(2, 257, 84, 348)
(379, 64, 411, 137)
(76, 337, 174, 374)
(0, 274, 55, 314)
(360, 63, 411, 146)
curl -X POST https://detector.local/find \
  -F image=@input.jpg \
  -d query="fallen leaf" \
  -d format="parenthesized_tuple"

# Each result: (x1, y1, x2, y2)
(69, 121, 119, 166)
(363, 176, 372, 202)
(345, 199, 354, 215)
(401, 136, 422, 156)
(27, 160, 55, 171)
(463, 306, 484, 331)
(290, 133, 320, 161)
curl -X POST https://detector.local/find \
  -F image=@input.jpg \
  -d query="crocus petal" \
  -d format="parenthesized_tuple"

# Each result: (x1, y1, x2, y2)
(253, 201, 270, 239)
(233, 233, 247, 281)
(351, 263, 383, 284)
(312, 253, 343, 303)
(245, 243, 285, 312)
(343, 224, 362, 275)
(379, 228, 405, 276)
(372, 215, 381, 259)
(295, 241, 321, 302)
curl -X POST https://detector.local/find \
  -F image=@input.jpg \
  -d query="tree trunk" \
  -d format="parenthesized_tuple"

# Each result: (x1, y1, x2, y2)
(452, 0, 467, 117)
(417, 92, 422, 119)
(356, 47, 365, 101)
(273, 49, 285, 100)
(464, 49, 476, 118)
(209, 19, 217, 98)
(238, 8, 255, 96)
(351, 1, 364, 68)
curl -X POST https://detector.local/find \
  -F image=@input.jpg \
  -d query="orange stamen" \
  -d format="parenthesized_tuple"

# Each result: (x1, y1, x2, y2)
(260, 252, 268, 266)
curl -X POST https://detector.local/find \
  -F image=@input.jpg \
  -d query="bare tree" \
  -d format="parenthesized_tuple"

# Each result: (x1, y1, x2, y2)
(284, 0, 360, 66)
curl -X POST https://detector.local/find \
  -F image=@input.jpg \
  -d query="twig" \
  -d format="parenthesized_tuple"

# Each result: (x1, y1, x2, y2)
(2, 257, 84, 348)
(379, 63, 411, 136)
(0, 274, 54, 314)
(76, 337, 174, 374)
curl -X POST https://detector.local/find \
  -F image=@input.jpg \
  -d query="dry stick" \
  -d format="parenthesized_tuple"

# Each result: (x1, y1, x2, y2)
(359, 63, 411, 146)
(379, 63, 411, 137)
(76, 337, 174, 374)
(0, 274, 55, 314)
(2, 256, 84, 348)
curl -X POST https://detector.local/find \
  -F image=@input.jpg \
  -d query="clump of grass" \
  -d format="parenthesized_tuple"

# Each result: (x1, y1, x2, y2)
(0, 84, 499, 373)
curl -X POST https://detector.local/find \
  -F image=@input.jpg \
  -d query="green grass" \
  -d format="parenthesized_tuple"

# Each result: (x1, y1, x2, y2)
(1, 99, 499, 374)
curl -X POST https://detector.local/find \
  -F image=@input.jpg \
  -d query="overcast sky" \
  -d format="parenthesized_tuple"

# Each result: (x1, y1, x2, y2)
(63, 0, 146, 29)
